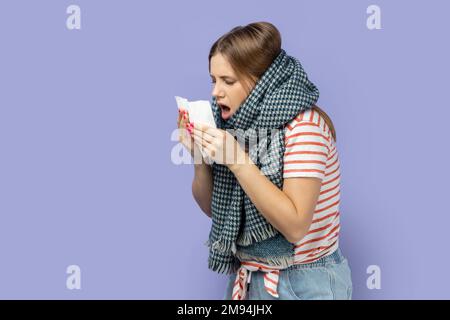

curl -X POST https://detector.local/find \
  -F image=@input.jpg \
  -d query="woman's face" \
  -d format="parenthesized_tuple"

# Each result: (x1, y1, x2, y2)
(210, 53, 256, 120)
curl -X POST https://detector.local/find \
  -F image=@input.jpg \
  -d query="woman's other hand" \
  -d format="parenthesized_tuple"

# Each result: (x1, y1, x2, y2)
(177, 108, 201, 160)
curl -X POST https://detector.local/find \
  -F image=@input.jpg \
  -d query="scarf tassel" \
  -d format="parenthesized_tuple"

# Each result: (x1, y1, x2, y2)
(236, 223, 279, 246)
(204, 238, 237, 254)
(234, 250, 293, 268)
(207, 256, 239, 275)
(204, 222, 279, 256)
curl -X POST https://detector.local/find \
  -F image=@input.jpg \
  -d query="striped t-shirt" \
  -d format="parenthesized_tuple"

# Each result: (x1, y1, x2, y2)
(232, 108, 341, 300)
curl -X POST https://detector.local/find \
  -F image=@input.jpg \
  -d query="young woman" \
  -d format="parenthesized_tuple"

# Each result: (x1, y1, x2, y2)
(177, 22, 352, 300)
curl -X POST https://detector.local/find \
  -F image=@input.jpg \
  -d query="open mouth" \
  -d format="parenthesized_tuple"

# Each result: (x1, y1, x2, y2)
(218, 103, 232, 120)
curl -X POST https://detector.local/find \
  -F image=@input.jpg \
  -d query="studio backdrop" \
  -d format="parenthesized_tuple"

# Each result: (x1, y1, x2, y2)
(1, 0, 449, 299)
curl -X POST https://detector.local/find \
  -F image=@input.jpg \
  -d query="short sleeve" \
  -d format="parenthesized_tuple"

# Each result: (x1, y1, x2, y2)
(283, 121, 330, 180)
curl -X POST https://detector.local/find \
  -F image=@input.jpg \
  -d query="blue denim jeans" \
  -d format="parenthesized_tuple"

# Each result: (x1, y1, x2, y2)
(223, 248, 353, 300)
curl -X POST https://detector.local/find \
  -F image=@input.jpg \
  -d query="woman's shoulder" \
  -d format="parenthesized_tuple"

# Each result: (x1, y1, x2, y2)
(285, 106, 332, 139)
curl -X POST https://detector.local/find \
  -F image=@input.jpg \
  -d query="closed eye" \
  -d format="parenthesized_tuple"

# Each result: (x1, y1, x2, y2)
(211, 79, 234, 85)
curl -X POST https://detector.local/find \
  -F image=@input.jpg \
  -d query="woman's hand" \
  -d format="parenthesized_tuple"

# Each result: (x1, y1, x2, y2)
(177, 109, 201, 159)
(191, 123, 249, 169)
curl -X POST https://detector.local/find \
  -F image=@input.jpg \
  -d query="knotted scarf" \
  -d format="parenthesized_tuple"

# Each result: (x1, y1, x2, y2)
(205, 49, 320, 274)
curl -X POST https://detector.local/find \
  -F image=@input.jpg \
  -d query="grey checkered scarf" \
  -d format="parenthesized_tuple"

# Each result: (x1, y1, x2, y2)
(205, 49, 320, 274)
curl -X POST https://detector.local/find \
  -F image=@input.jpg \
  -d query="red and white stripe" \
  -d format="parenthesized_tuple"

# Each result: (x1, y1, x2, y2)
(232, 261, 283, 300)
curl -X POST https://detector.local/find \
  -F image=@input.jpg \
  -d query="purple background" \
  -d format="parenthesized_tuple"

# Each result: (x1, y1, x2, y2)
(0, 0, 449, 299)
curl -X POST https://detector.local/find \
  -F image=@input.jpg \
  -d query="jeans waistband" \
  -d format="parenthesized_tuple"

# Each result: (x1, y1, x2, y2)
(286, 248, 345, 270)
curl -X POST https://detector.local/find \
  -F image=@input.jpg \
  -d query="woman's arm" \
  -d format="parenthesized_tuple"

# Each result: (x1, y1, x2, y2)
(177, 110, 213, 218)
(192, 162, 213, 218)
(229, 155, 321, 243)
(190, 122, 323, 236)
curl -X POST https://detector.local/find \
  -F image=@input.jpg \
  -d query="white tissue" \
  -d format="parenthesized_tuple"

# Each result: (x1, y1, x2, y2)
(175, 96, 217, 163)
(175, 96, 216, 128)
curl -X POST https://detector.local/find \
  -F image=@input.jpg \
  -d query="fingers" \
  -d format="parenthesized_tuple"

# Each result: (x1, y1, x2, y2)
(191, 126, 225, 157)
(202, 143, 215, 158)
(178, 110, 197, 144)
(192, 127, 214, 145)
(192, 134, 219, 162)
(177, 110, 183, 126)
(192, 126, 216, 143)
(177, 109, 190, 129)
(192, 131, 206, 148)
(177, 110, 187, 141)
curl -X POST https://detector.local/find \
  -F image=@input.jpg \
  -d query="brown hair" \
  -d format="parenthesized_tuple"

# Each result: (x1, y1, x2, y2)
(208, 21, 337, 142)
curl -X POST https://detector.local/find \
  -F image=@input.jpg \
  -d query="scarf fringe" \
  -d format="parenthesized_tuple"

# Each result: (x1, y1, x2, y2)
(234, 250, 294, 268)
(204, 234, 293, 273)
(204, 223, 278, 256)
(207, 256, 238, 275)
(236, 223, 278, 246)
(205, 239, 239, 274)
(204, 238, 237, 255)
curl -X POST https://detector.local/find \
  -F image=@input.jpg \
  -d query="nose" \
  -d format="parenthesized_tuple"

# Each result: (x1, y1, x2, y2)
(211, 83, 225, 99)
